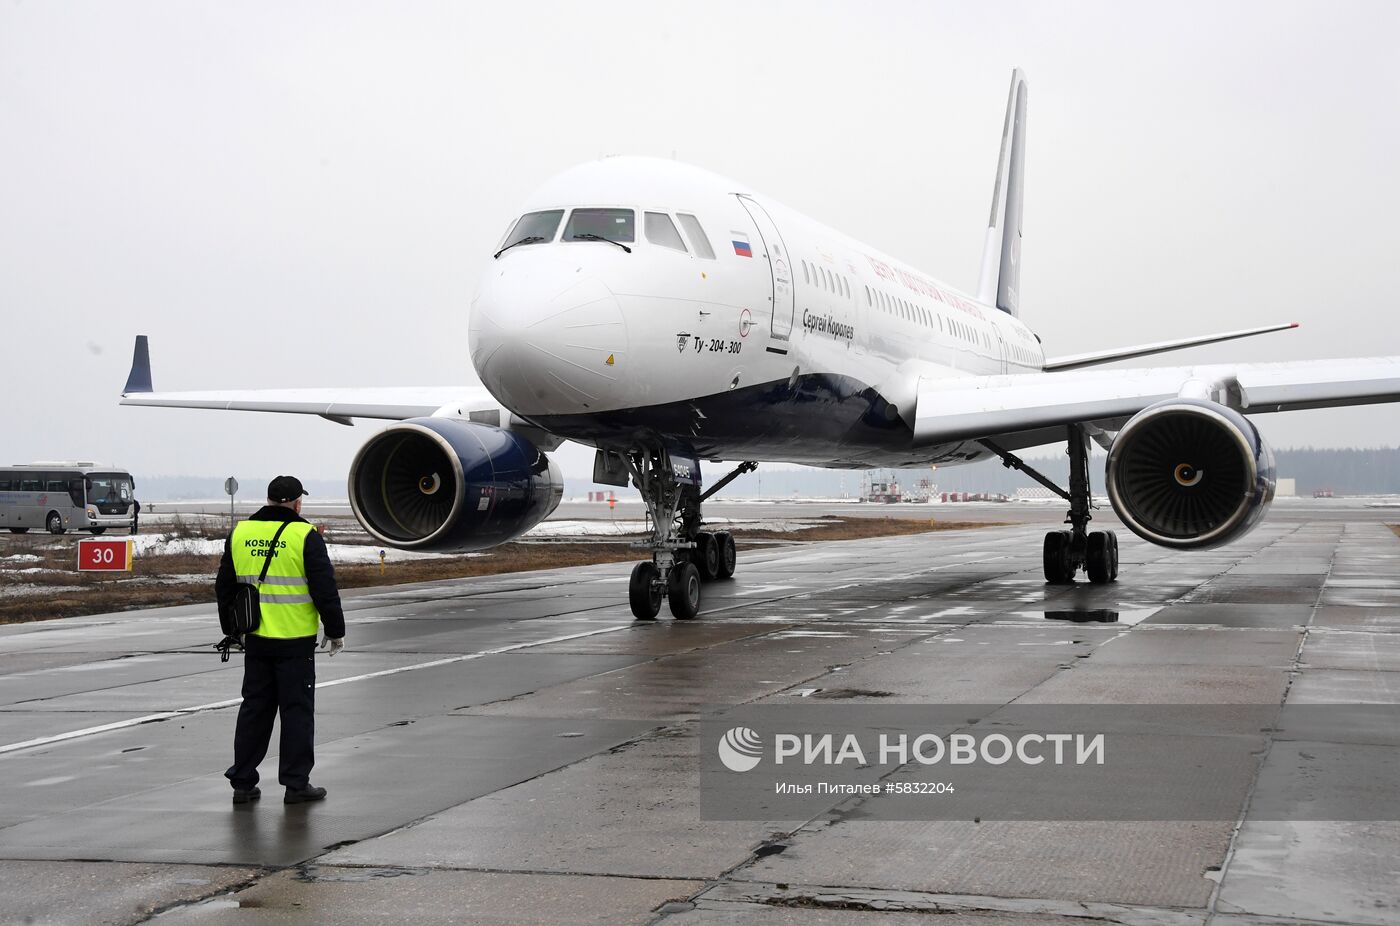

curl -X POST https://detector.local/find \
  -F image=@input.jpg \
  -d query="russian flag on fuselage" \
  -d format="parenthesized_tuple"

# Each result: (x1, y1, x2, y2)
(731, 235, 752, 257)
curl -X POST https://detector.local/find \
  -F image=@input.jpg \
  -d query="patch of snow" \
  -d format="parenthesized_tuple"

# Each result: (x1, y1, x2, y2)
(523, 517, 825, 538)
(129, 534, 225, 556)
(0, 584, 61, 599)
(324, 544, 454, 564)
(0, 554, 41, 563)
(526, 520, 648, 537)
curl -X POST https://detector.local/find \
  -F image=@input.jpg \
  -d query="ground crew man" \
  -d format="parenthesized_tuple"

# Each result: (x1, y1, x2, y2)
(215, 475, 345, 806)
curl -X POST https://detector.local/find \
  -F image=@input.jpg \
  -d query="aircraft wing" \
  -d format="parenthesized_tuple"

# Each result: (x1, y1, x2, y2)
(914, 356, 1400, 446)
(119, 335, 514, 429)
(120, 386, 492, 422)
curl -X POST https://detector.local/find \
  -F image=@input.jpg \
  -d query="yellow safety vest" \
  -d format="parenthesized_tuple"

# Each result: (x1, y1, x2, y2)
(230, 519, 321, 639)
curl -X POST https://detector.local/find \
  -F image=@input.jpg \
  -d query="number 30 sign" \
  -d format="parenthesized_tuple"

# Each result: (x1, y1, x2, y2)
(78, 538, 134, 572)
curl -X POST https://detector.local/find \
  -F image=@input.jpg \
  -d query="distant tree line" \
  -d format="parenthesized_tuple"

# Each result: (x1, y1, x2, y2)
(1265, 446, 1400, 495)
(136, 447, 1400, 502)
(693, 446, 1400, 498)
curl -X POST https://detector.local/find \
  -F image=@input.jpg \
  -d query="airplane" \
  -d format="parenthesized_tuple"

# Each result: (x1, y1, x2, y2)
(121, 69, 1400, 621)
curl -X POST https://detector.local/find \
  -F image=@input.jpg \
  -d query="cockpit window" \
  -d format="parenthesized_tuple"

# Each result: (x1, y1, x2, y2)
(501, 210, 564, 247)
(677, 213, 715, 259)
(644, 212, 687, 252)
(564, 208, 635, 243)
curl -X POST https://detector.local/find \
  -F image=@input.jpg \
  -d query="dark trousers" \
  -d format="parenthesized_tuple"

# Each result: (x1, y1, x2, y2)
(225, 636, 316, 790)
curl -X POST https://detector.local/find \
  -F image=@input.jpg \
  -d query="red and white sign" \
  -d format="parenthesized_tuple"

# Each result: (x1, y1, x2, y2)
(78, 538, 134, 572)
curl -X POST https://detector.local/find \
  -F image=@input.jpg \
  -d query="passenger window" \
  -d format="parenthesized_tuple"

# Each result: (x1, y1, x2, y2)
(824, 269, 833, 291)
(677, 213, 715, 259)
(46, 480, 65, 493)
(802, 262, 810, 285)
(865, 286, 871, 306)
(21, 479, 41, 492)
(564, 208, 636, 243)
(0, 480, 11, 491)
(843, 277, 850, 298)
(501, 209, 564, 248)
(644, 212, 687, 252)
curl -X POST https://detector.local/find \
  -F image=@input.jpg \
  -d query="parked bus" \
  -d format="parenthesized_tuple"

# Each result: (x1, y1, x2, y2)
(0, 463, 137, 535)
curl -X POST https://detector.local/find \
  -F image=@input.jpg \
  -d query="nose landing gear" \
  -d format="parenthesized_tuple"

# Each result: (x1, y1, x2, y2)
(621, 448, 756, 620)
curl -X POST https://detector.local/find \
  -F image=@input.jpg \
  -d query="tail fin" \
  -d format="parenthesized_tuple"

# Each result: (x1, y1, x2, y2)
(975, 69, 1028, 316)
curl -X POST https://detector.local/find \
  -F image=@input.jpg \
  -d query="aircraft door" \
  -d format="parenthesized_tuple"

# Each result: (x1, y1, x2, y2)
(737, 195, 795, 340)
(995, 329, 1009, 373)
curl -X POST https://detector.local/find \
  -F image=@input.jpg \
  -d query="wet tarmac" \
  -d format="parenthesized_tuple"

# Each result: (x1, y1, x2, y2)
(1, 504, 1397, 924)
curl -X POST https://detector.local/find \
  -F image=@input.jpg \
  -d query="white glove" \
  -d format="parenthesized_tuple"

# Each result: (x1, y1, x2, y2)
(320, 636, 344, 657)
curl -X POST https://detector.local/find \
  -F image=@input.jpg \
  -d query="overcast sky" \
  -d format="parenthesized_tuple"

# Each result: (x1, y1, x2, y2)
(3, 0, 1397, 487)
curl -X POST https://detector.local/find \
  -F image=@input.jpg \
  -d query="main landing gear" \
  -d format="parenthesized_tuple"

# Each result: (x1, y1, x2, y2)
(622, 449, 755, 621)
(981, 425, 1118, 585)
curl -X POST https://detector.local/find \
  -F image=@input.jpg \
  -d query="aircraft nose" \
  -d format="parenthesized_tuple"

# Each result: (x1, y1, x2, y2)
(470, 254, 627, 415)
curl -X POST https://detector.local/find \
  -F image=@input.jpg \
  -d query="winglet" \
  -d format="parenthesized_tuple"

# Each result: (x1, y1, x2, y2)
(123, 335, 153, 394)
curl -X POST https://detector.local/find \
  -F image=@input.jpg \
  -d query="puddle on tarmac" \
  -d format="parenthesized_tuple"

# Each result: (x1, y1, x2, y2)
(1036, 608, 1159, 625)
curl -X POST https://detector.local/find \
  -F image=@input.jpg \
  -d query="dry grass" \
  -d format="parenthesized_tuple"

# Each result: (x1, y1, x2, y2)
(732, 514, 999, 542)
(0, 516, 1001, 625)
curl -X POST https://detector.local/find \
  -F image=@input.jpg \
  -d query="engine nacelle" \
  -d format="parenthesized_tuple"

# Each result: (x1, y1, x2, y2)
(1106, 399, 1275, 549)
(348, 418, 562, 552)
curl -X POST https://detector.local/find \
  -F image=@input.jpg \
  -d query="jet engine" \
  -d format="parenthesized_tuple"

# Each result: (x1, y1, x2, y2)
(1106, 399, 1275, 549)
(348, 418, 562, 552)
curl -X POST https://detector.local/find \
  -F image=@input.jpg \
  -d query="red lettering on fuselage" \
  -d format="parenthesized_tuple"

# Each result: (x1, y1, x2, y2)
(864, 254, 986, 320)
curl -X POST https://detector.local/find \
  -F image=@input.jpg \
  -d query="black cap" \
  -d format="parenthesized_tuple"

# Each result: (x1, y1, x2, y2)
(267, 475, 308, 503)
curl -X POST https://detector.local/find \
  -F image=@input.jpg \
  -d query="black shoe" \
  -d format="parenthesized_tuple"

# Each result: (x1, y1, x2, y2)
(232, 786, 261, 805)
(284, 784, 327, 804)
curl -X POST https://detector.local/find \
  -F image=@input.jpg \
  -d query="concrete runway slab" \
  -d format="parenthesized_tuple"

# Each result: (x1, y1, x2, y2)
(733, 819, 1236, 908)
(0, 506, 1397, 924)
(0, 860, 259, 926)
(155, 867, 703, 926)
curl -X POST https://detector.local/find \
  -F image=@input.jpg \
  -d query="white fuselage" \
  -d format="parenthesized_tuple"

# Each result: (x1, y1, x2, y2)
(469, 157, 1045, 468)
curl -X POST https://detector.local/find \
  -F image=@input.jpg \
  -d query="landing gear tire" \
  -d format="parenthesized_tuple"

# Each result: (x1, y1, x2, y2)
(715, 531, 737, 580)
(46, 512, 65, 535)
(1086, 531, 1115, 584)
(694, 532, 720, 581)
(667, 562, 701, 620)
(629, 562, 663, 621)
(1043, 530, 1075, 584)
(1107, 531, 1119, 581)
